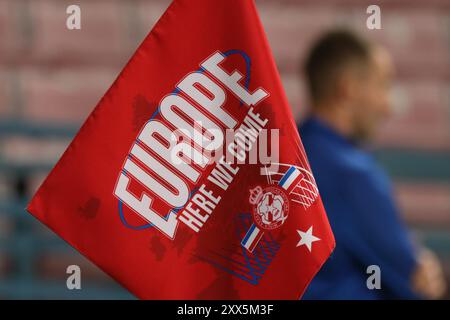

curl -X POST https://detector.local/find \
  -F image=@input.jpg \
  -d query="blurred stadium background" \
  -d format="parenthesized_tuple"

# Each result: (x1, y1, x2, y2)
(0, 0, 449, 299)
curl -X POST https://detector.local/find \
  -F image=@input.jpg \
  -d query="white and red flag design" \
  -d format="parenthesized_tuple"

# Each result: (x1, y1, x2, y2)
(27, 0, 335, 299)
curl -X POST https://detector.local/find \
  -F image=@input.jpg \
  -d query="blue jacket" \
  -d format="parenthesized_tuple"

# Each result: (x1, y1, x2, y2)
(299, 117, 419, 299)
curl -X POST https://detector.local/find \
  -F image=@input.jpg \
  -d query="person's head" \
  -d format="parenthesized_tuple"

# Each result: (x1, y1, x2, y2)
(304, 29, 393, 141)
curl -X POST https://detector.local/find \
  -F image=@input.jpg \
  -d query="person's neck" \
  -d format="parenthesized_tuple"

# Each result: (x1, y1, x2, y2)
(312, 104, 354, 140)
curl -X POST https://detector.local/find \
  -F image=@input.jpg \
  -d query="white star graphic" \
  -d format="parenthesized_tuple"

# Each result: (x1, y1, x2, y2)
(296, 226, 320, 252)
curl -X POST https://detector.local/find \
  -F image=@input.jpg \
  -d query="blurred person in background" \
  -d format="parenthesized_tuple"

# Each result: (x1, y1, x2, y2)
(298, 30, 446, 299)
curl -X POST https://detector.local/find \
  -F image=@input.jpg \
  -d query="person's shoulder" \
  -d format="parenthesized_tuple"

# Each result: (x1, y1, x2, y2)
(298, 118, 339, 155)
(298, 119, 374, 176)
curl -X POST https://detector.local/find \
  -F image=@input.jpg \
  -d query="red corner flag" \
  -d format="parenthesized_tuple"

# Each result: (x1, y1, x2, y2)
(27, 0, 334, 299)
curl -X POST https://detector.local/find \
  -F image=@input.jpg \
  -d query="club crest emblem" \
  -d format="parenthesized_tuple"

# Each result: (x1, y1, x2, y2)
(249, 185, 289, 231)
(241, 164, 319, 252)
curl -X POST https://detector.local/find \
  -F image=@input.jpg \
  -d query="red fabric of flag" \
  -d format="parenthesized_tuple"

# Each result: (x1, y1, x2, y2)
(27, 0, 335, 299)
